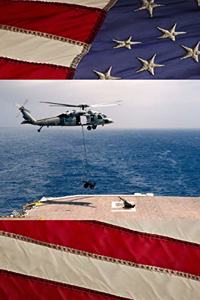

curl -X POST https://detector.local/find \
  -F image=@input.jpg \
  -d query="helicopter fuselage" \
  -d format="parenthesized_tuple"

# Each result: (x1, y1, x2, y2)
(20, 107, 113, 132)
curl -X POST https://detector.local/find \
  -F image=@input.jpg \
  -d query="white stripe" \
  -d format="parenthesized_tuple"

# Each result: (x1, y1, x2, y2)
(24, 0, 115, 9)
(107, 219, 200, 244)
(0, 29, 85, 67)
(0, 235, 199, 300)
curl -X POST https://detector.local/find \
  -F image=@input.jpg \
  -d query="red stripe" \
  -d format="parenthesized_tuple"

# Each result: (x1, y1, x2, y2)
(0, 220, 199, 276)
(0, 0, 105, 43)
(0, 58, 74, 79)
(0, 270, 130, 300)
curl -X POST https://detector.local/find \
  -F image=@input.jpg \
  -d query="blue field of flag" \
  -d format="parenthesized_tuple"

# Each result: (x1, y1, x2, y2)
(75, 0, 200, 79)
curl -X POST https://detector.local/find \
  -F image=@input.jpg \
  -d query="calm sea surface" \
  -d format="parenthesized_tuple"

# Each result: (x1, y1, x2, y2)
(0, 128, 200, 215)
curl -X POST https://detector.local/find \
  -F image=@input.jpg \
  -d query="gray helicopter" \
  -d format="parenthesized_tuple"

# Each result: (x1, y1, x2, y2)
(17, 101, 120, 132)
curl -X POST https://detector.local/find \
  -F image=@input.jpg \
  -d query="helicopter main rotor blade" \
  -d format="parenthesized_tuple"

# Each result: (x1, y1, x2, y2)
(91, 100, 122, 108)
(40, 100, 121, 109)
(40, 101, 80, 108)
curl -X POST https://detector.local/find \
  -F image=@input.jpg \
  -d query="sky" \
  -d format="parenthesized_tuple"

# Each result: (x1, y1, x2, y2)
(0, 80, 199, 129)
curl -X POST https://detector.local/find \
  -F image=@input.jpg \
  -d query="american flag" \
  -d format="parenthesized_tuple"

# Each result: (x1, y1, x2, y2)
(0, 0, 200, 79)
(0, 220, 200, 299)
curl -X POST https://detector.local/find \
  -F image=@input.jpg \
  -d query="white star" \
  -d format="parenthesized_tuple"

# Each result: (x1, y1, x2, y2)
(136, 54, 164, 75)
(157, 24, 186, 42)
(135, 0, 163, 18)
(181, 42, 200, 62)
(113, 36, 142, 50)
(93, 66, 121, 80)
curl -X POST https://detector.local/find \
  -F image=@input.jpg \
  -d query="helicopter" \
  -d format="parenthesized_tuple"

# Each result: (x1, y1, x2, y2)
(17, 100, 121, 132)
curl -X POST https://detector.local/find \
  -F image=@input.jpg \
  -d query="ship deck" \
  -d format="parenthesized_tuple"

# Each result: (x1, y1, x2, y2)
(13, 194, 200, 220)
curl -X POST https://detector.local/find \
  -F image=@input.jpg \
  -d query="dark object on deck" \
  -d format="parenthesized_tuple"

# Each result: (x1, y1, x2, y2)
(83, 181, 96, 189)
(119, 196, 135, 209)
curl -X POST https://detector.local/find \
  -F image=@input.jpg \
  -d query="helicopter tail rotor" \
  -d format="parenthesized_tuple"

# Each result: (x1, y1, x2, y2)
(16, 100, 36, 124)
(16, 99, 29, 117)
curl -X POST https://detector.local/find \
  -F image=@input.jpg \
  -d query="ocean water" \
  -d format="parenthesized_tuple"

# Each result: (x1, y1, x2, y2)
(0, 127, 200, 215)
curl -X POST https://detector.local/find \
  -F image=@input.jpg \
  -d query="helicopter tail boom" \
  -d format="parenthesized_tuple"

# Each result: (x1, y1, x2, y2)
(19, 106, 36, 125)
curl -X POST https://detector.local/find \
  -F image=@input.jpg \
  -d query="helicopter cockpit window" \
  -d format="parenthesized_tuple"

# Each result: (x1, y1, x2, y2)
(58, 113, 68, 117)
(97, 114, 103, 119)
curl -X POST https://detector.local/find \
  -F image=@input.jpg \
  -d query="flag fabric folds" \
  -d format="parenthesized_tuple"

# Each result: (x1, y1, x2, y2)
(1, 0, 200, 79)
(0, 0, 116, 79)
(0, 220, 200, 300)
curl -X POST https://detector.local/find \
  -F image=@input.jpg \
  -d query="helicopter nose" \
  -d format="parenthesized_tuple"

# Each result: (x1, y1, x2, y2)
(104, 118, 113, 124)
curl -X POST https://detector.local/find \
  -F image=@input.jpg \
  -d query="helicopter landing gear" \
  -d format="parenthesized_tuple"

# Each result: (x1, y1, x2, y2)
(37, 126, 43, 133)
(87, 125, 97, 130)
